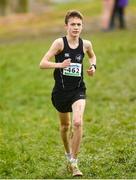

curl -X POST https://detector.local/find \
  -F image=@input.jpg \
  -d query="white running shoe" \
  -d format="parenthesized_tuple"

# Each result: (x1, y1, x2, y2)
(68, 162, 83, 177)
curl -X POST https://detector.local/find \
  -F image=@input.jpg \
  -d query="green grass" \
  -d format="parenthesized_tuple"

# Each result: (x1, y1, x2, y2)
(0, 0, 136, 178)
(0, 29, 136, 179)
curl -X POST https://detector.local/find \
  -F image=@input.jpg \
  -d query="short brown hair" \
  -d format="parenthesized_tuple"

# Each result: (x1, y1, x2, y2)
(65, 10, 83, 25)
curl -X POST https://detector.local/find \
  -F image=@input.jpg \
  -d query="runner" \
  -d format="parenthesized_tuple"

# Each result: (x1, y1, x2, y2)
(40, 10, 96, 177)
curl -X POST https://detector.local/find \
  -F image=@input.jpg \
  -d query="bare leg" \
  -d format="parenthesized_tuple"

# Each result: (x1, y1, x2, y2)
(59, 112, 71, 154)
(101, 0, 114, 30)
(71, 99, 86, 159)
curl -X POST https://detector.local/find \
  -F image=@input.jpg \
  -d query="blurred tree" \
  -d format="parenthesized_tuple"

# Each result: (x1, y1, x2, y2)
(0, 0, 8, 16)
(16, 0, 29, 13)
(0, 0, 52, 16)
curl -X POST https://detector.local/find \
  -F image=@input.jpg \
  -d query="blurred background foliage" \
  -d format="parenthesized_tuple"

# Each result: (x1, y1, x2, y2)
(0, 0, 68, 16)
(0, 0, 136, 41)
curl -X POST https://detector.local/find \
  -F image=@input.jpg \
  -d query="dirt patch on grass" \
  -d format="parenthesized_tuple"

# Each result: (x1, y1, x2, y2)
(0, 11, 135, 43)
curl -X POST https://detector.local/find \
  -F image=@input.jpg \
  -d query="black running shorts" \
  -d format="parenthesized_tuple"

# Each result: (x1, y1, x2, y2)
(51, 88, 86, 113)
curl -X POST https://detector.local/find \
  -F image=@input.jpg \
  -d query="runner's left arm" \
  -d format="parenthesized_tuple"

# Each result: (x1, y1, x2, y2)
(84, 40, 96, 76)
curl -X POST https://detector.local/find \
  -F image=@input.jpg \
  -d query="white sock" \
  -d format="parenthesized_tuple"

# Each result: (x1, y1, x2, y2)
(65, 152, 71, 161)
(70, 158, 78, 165)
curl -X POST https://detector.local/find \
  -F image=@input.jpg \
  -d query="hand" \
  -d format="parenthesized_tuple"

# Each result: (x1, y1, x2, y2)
(61, 58, 71, 68)
(87, 66, 96, 76)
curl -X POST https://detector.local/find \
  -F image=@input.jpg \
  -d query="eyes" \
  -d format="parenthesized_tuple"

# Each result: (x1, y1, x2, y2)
(70, 23, 82, 27)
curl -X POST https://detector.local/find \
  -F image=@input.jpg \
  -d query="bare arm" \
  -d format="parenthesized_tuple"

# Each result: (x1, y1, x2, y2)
(39, 38, 71, 69)
(84, 40, 96, 76)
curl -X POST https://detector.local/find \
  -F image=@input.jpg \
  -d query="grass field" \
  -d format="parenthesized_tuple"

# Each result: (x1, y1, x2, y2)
(0, 0, 136, 179)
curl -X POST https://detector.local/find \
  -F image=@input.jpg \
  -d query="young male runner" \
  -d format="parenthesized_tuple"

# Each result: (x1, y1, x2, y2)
(40, 10, 96, 177)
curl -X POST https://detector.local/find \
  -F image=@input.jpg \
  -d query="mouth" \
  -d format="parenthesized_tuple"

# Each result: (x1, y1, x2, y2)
(73, 31, 79, 34)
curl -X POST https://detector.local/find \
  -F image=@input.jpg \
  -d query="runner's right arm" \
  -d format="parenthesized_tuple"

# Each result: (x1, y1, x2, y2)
(40, 38, 71, 69)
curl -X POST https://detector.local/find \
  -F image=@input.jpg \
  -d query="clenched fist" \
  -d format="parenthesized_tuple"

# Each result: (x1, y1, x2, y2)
(87, 66, 96, 76)
(61, 58, 71, 68)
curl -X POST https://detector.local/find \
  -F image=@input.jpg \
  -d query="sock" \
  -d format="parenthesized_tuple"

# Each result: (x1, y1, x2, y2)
(65, 152, 71, 162)
(70, 158, 78, 165)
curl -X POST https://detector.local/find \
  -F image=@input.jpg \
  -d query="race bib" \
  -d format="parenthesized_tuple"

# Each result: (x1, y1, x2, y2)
(63, 63, 82, 77)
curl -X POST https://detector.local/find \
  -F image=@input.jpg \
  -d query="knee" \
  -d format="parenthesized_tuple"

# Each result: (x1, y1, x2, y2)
(73, 118, 82, 128)
(61, 124, 70, 132)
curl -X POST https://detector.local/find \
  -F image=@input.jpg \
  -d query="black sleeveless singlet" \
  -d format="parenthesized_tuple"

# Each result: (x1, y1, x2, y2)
(53, 36, 86, 92)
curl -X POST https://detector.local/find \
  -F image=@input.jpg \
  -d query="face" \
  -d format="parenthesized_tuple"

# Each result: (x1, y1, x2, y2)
(66, 17, 83, 37)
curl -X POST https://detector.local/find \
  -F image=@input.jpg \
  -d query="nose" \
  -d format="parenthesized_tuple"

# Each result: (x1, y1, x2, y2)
(74, 24, 78, 29)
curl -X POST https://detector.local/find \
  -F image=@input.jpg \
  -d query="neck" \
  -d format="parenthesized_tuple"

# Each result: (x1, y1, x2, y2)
(66, 34, 79, 43)
(66, 35, 79, 49)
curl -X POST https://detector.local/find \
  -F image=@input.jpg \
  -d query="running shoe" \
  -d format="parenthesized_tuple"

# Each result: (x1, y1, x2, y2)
(68, 162, 83, 177)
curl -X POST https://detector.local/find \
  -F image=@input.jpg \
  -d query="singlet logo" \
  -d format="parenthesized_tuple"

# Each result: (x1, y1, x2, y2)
(75, 54, 82, 62)
(64, 53, 70, 58)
